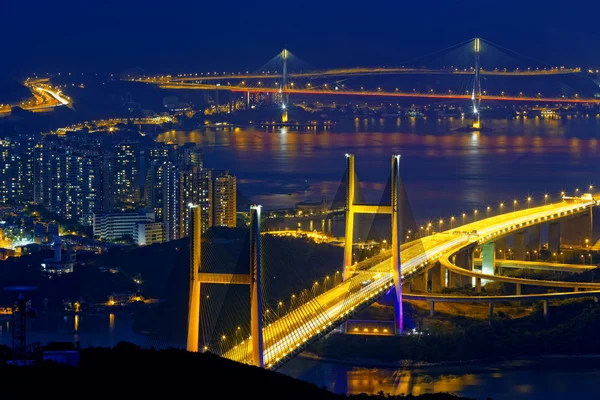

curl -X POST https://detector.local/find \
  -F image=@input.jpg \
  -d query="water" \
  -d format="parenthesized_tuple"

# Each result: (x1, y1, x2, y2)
(0, 312, 145, 348)
(6, 116, 599, 395)
(278, 356, 600, 400)
(157, 116, 600, 223)
(156, 116, 600, 397)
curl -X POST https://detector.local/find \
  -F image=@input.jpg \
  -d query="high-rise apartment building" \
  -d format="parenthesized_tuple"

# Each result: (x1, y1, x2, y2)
(0, 135, 35, 204)
(111, 140, 141, 210)
(211, 170, 236, 228)
(34, 137, 106, 225)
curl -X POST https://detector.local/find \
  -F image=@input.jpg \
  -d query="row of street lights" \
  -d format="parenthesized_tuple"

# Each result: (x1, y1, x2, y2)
(413, 188, 594, 237)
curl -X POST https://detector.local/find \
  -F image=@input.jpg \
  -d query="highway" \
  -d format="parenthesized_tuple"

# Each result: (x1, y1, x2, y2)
(224, 196, 597, 368)
(149, 82, 600, 104)
(136, 66, 581, 83)
(0, 79, 70, 114)
(474, 258, 595, 273)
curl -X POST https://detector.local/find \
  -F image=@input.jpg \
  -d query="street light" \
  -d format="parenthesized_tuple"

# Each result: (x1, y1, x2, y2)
(427, 222, 432, 235)
(500, 202, 504, 214)
(474, 209, 478, 221)
(553, 252, 557, 263)
(590, 185, 594, 194)
(544, 194, 548, 205)
(581, 255, 585, 265)
(513, 199, 518, 212)
(439, 219, 443, 233)
(450, 216, 455, 229)
(527, 196, 532, 209)
(486, 206, 491, 218)
(462, 213, 466, 226)
(526, 251, 530, 261)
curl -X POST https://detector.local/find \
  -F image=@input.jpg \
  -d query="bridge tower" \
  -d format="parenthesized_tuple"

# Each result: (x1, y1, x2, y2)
(472, 37, 482, 129)
(281, 49, 289, 123)
(343, 154, 403, 334)
(186, 204, 264, 367)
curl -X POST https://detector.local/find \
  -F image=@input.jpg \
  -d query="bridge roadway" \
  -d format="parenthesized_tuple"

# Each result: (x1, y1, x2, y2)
(137, 67, 580, 83)
(152, 82, 600, 104)
(474, 258, 595, 273)
(224, 198, 597, 368)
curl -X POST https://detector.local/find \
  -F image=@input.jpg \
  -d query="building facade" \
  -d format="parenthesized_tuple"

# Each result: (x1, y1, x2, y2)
(34, 137, 106, 225)
(93, 211, 155, 241)
(134, 221, 164, 245)
(211, 170, 236, 228)
(0, 135, 35, 204)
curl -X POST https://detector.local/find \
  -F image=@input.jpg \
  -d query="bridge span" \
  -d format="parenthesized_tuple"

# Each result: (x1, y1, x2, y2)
(213, 188, 596, 368)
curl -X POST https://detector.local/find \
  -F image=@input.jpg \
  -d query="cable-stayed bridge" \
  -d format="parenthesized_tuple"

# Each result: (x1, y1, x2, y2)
(128, 37, 600, 126)
(183, 154, 600, 370)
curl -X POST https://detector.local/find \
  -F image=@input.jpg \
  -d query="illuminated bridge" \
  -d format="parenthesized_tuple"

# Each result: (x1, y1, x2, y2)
(186, 154, 600, 369)
(130, 37, 600, 126)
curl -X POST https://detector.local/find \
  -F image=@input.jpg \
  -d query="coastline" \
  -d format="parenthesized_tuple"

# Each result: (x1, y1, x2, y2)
(297, 351, 600, 370)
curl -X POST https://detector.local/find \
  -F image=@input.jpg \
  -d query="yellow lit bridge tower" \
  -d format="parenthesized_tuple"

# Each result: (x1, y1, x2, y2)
(472, 37, 482, 129)
(342, 154, 404, 334)
(281, 49, 289, 123)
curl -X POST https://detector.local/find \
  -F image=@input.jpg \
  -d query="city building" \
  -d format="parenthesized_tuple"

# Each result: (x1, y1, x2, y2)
(134, 221, 164, 246)
(163, 164, 196, 241)
(162, 143, 212, 241)
(93, 211, 155, 241)
(41, 236, 75, 274)
(0, 135, 35, 204)
(144, 143, 176, 220)
(211, 170, 236, 228)
(34, 137, 106, 225)
(111, 140, 141, 210)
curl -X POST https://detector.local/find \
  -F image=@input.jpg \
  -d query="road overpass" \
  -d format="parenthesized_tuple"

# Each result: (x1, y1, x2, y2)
(220, 195, 597, 368)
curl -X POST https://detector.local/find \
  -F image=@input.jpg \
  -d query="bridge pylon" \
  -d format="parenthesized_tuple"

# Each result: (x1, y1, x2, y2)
(342, 154, 403, 334)
(186, 204, 264, 367)
(281, 48, 289, 123)
(472, 37, 482, 129)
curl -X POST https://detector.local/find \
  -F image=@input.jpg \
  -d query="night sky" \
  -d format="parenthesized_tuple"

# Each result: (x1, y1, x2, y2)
(4, 0, 600, 78)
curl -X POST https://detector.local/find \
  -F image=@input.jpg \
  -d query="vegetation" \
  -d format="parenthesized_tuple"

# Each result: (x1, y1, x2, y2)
(0, 342, 475, 400)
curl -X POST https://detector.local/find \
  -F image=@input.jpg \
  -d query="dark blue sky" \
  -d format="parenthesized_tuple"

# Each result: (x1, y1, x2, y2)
(4, 0, 600, 78)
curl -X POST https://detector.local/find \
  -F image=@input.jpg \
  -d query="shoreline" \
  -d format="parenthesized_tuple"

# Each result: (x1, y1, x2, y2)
(297, 351, 600, 370)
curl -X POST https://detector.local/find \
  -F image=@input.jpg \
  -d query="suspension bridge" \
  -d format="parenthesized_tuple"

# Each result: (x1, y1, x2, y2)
(182, 154, 600, 370)
(128, 37, 600, 127)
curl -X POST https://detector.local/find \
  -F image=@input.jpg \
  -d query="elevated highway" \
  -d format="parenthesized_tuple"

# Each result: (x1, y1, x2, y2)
(224, 196, 597, 368)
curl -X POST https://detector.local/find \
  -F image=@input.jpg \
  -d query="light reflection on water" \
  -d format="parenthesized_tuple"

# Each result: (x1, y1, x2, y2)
(0, 313, 145, 348)
(278, 356, 600, 400)
(157, 117, 600, 221)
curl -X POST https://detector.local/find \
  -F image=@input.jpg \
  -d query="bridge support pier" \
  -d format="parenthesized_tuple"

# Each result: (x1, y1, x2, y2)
(528, 225, 541, 250)
(429, 264, 443, 292)
(516, 283, 522, 306)
(548, 222, 561, 254)
(488, 302, 494, 325)
(481, 242, 496, 281)
(475, 277, 482, 293)
(561, 213, 592, 248)
(543, 300, 549, 322)
(514, 231, 526, 261)
(429, 301, 435, 317)
(454, 248, 474, 287)
(411, 269, 428, 292)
